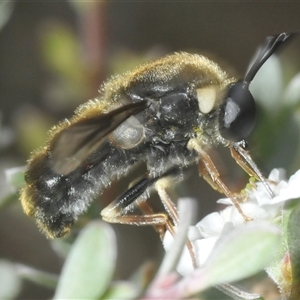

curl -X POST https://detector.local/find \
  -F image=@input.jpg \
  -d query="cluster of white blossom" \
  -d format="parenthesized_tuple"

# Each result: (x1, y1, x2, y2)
(164, 169, 300, 276)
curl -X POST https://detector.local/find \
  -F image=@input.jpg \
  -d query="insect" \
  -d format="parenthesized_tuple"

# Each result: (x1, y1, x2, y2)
(21, 32, 292, 240)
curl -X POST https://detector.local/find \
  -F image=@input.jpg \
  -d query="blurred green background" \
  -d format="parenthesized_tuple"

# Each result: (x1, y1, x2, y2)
(1, 2, 300, 299)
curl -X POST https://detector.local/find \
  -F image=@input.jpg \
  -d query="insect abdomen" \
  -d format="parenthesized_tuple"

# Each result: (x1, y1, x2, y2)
(21, 142, 138, 238)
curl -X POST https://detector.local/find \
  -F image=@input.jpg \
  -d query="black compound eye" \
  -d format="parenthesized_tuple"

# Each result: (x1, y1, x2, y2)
(219, 82, 256, 142)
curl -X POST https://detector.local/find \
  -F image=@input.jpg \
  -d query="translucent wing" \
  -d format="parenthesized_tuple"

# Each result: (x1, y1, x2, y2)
(49, 101, 146, 175)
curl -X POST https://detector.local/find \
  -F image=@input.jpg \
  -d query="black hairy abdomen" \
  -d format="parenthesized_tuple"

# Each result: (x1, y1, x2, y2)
(26, 142, 139, 237)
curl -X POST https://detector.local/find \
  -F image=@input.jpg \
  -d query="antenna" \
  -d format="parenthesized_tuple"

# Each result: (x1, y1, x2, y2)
(244, 32, 294, 84)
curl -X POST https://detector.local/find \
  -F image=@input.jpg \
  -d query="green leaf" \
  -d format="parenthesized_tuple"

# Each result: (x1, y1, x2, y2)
(202, 222, 280, 288)
(102, 281, 138, 300)
(16, 264, 58, 289)
(264, 115, 300, 171)
(40, 23, 84, 85)
(146, 222, 280, 299)
(130, 261, 156, 292)
(0, 2, 14, 30)
(287, 200, 300, 299)
(284, 73, 300, 108)
(178, 222, 280, 298)
(0, 260, 22, 299)
(5, 167, 25, 190)
(0, 193, 18, 210)
(54, 221, 116, 299)
(50, 238, 72, 259)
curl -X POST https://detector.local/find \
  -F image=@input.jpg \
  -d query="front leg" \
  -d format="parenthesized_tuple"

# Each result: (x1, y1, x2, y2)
(187, 138, 250, 221)
(230, 143, 274, 197)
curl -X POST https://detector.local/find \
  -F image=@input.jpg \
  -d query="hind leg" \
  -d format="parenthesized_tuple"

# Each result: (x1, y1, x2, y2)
(101, 168, 198, 268)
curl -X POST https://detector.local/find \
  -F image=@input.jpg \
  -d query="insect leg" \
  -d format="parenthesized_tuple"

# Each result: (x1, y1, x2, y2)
(198, 159, 227, 195)
(230, 143, 274, 197)
(137, 200, 169, 238)
(101, 169, 198, 268)
(100, 174, 175, 236)
(154, 177, 179, 225)
(188, 139, 250, 221)
(154, 176, 198, 269)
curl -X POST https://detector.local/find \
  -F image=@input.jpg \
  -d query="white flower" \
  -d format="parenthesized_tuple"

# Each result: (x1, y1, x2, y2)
(163, 168, 300, 276)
